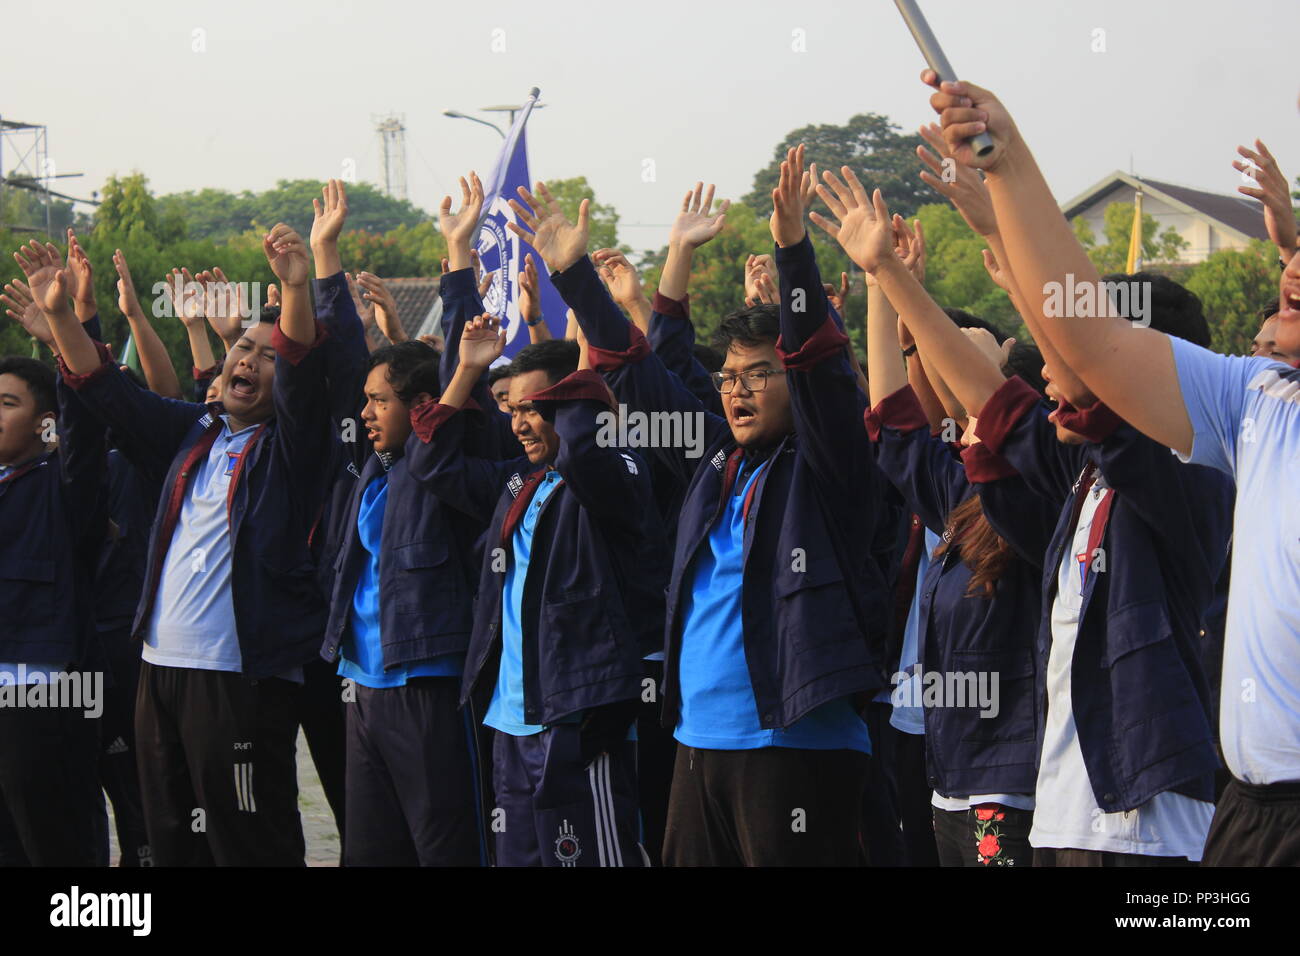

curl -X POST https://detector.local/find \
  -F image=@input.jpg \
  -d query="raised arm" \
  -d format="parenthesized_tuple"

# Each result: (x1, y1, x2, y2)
(922, 73, 1193, 455)
(110, 249, 183, 399)
(517, 253, 553, 343)
(592, 248, 652, 335)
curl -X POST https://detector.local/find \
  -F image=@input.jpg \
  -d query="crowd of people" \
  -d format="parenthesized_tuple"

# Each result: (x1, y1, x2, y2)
(1, 71, 1297, 868)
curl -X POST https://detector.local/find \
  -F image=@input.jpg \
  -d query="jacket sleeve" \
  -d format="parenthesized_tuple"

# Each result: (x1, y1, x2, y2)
(192, 362, 221, 404)
(54, 364, 110, 552)
(405, 398, 526, 524)
(647, 292, 724, 417)
(271, 319, 337, 509)
(974, 375, 1085, 508)
(964, 443, 1063, 569)
(313, 271, 372, 469)
(526, 370, 653, 533)
(864, 384, 972, 537)
(773, 234, 872, 496)
(58, 347, 205, 484)
(551, 255, 730, 486)
(437, 268, 512, 438)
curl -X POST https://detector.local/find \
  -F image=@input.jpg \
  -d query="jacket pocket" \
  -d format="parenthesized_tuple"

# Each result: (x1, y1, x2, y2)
(0, 554, 57, 631)
(391, 539, 458, 615)
(774, 552, 858, 653)
(951, 648, 1036, 742)
(542, 587, 627, 696)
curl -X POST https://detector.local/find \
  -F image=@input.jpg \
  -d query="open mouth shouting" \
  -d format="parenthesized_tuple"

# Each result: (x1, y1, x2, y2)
(730, 399, 758, 428)
(227, 372, 258, 401)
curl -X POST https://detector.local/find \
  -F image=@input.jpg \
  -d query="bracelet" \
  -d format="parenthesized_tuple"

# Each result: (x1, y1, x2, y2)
(525, 315, 545, 327)
(901, 344, 918, 357)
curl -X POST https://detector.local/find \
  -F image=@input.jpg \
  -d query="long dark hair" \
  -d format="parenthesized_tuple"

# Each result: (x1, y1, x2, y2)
(933, 494, 1014, 599)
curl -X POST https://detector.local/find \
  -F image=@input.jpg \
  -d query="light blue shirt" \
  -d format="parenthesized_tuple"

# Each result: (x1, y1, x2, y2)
(485, 470, 563, 735)
(1170, 338, 1300, 784)
(675, 459, 871, 753)
(889, 528, 941, 736)
(143, 418, 255, 672)
(338, 474, 462, 688)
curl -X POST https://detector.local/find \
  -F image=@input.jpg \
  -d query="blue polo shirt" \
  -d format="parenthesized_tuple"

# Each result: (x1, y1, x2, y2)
(1170, 338, 1300, 784)
(338, 473, 463, 688)
(675, 459, 872, 752)
(485, 469, 564, 735)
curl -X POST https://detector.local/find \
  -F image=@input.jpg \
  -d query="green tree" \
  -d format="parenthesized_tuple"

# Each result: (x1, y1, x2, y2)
(1184, 240, 1278, 355)
(913, 203, 1020, 338)
(0, 187, 76, 236)
(744, 114, 930, 221)
(1073, 202, 1189, 273)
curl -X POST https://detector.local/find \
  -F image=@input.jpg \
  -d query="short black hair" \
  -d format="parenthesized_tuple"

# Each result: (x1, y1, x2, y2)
(508, 339, 579, 387)
(256, 304, 280, 325)
(1101, 272, 1210, 348)
(487, 365, 514, 387)
(692, 344, 725, 374)
(0, 357, 56, 414)
(368, 340, 441, 404)
(943, 307, 1009, 343)
(1004, 342, 1047, 398)
(713, 304, 781, 352)
(1258, 303, 1280, 323)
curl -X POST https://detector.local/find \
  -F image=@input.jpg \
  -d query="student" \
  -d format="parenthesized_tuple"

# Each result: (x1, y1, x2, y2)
(0, 343, 107, 866)
(921, 73, 1300, 865)
(544, 155, 889, 865)
(488, 366, 512, 414)
(32, 227, 334, 867)
(309, 178, 488, 866)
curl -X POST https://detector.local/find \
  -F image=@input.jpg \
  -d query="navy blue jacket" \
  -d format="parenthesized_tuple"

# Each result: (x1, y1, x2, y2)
(973, 377, 1232, 811)
(0, 371, 108, 665)
(420, 369, 668, 725)
(567, 238, 890, 730)
(867, 384, 1044, 797)
(62, 322, 336, 678)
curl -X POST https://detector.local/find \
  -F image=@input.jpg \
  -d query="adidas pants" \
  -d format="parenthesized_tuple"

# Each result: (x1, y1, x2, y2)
(343, 677, 482, 866)
(134, 661, 305, 866)
(98, 625, 151, 866)
(1201, 777, 1300, 866)
(492, 724, 645, 867)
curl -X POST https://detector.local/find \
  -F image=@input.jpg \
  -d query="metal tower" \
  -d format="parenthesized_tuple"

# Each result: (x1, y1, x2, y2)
(0, 117, 89, 236)
(373, 114, 408, 202)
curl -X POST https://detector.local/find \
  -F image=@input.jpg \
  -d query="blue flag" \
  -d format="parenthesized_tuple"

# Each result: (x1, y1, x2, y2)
(474, 90, 568, 357)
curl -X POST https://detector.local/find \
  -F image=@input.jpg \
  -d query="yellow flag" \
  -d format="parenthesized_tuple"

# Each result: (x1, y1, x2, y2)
(1125, 189, 1144, 273)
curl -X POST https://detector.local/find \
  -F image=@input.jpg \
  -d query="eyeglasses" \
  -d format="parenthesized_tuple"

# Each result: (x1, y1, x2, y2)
(709, 368, 787, 394)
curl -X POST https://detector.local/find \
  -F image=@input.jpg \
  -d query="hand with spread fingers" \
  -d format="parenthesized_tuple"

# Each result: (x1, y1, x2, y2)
(1234, 139, 1297, 261)
(356, 271, 406, 343)
(810, 166, 904, 276)
(507, 181, 590, 275)
(917, 123, 996, 237)
(13, 240, 76, 318)
(769, 143, 809, 248)
(669, 182, 730, 250)
(458, 311, 507, 371)
(1, 277, 53, 347)
(439, 172, 485, 271)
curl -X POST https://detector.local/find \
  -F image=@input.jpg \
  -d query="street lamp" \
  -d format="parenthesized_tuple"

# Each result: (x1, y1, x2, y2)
(442, 109, 505, 139)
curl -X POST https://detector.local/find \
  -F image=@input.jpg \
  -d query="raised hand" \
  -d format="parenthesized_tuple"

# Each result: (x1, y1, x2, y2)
(13, 240, 75, 316)
(1234, 139, 1297, 260)
(920, 71, 1017, 172)
(917, 123, 996, 236)
(809, 167, 900, 274)
(743, 254, 778, 306)
(310, 179, 349, 247)
(165, 268, 205, 326)
(478, 262, 494, 299)
(203, 266, 246, 344)
(266, 283, 281, 308)
(113, 249, 145, 320)
(824, 271, 850, 313)
(962, 326, 1014, 373)
(439, 172, 485, 270)
(66, 229, 97, 316)
(669, 182, 730, 250)
(356, 271, 405, 343)
(508, 181, 589, 274)
(346, 273, 375, 330)
(458, 311, 507, 370)
(769, 144, 808, 248)
(263, 224, 311, 287)
(981, 246, 1014, 295)
(592, 248, 645, 309)
(1, 277, 53, 347)
(518, 253, 542, 324)
(898, 217, 926, 285)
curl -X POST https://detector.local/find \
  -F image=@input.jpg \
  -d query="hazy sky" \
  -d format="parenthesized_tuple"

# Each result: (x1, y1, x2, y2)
(5, 0, 1298, 252)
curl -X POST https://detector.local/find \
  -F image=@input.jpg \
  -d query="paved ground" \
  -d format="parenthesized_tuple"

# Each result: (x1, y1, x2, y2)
(106, 730, 341, 866)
